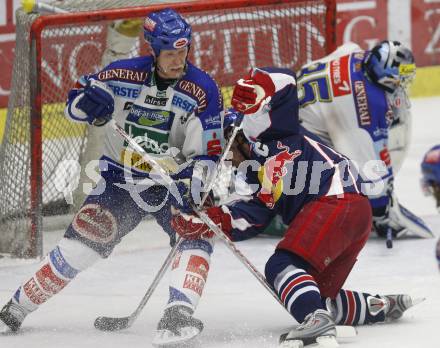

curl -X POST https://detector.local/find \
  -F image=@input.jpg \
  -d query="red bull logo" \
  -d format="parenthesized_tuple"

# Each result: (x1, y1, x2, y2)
(257, 141, 302, 209)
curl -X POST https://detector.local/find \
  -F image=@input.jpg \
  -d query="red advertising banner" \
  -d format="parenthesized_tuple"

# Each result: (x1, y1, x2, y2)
(26, 3, 333, 106)
(335, 0, 388, 50)
(412, 0, 440, 66)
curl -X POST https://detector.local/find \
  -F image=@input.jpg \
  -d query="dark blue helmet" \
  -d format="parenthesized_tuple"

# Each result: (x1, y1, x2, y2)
(223, 108, 243, 132)
(421, 145, 440, 186)
(143, 8, 191, 57)
(421, 145, 440, 212)
(364, 40, 416, 93)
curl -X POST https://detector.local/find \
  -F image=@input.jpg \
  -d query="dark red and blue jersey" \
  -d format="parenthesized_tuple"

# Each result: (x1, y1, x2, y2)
(223, 67, 364, 241)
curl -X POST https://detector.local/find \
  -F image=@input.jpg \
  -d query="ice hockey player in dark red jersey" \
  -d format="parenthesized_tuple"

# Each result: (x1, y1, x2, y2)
(171, 67, 422, 347)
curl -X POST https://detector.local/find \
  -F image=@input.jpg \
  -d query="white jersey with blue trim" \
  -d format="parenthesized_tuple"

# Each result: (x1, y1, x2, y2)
(297, 44, 411, 208)
(65, 56, 223, 178)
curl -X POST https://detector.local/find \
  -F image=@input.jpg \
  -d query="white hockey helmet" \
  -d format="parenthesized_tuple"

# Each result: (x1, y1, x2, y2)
(364, 40, 416, 93)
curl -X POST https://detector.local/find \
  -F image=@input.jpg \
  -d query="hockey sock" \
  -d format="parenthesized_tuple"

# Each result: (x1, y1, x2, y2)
(11, 238, 101, 313)
(265, 250, 323, 323)
(165, 238, 214, 312)
(326, 289, 386, 325)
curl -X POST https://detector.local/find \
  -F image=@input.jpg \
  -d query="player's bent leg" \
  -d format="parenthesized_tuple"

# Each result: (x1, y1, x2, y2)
(264, 250, 337, 348)
(153, 238, 214, 346)
(273, 194, 371, 346)
(0, 238, 101, 333)
(265, 250, 324, 323)
(324, 290, 423, 325)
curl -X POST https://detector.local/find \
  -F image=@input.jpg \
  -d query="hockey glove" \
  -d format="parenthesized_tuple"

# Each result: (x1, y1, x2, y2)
(76, 79, 115, 126)
(168, 180, 193, 214)
(168, 180, 215, 215)
(231, 69, 275, 115)
(171, 206, 232, 240)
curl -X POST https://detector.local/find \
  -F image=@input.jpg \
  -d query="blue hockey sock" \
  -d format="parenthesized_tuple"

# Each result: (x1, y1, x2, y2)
(327, 289, 386, 325)
(265, 250, 323, 323)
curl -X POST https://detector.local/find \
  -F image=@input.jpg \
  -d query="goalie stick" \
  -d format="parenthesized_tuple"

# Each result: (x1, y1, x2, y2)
(94, 118, 243, 331)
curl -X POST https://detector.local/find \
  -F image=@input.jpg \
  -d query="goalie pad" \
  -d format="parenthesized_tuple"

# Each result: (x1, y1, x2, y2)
(389, 194, 434, 239)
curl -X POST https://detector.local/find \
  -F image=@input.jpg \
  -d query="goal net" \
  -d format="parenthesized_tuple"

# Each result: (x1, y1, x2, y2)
(0, 0, 336, 257)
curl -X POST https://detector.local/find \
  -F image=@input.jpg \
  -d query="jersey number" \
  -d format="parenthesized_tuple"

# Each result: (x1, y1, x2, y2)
(297, 63, 332, 108)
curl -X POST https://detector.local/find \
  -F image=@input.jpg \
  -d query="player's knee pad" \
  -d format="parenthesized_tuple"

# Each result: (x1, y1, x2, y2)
(64, 203, 119, 257)
(265, 249, 310, 287)
(167, 238, 215, 310)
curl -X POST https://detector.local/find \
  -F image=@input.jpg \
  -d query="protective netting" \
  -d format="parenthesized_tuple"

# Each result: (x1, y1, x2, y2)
(0, 0, 334, 257)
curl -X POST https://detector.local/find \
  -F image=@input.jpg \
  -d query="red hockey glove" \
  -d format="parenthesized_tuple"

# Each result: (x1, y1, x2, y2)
(171, 206, 232, 240)
(231, 69, 275, 115)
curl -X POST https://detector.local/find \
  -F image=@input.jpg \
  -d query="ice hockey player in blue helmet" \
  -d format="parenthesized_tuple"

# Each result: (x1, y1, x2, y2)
(420, 145, 440, 270)
(0, 8, 223, 346)
(421, 145, 440, 212)
(296, 40, 433, 247)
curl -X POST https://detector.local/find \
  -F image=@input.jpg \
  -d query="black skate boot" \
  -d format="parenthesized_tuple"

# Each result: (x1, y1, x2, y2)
(152, 305, 204, 347)
(367, 294, 424, 321)
(279, 309, 338, 348)
(0, 300, 29, 333)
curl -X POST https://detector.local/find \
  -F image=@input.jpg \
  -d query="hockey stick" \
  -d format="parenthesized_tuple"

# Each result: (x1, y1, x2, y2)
(193, 208, 282, 305)
(94, 120, 182, 331)
(386, 226, 393, 249)
(94, 118, 242, 331)
(95, 236, 182, 331)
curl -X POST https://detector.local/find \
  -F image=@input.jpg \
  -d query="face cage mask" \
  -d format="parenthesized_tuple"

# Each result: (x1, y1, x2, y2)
(375, 61, 416, 94)
(386, 85, 412, 127)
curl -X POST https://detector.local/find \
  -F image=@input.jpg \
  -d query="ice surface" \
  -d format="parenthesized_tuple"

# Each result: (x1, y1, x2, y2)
(1, 97, 439, 347)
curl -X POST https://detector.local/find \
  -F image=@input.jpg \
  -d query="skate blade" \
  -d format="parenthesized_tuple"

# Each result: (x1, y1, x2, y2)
(316, 335, 339, 347)
(279, 338, 304, 348)
(335, 325, 357, 338)
(0, 321, 14, 335)
(411, 297, 426, 307)
(152, 326, 201, 347)
(279, 336, 339, 348)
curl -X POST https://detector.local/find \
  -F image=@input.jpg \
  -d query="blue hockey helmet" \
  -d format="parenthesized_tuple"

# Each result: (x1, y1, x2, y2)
(143, 8, 192, 57)
(421, 145, 440, 210)
(223, 108, 243, 132)
(421, 145, 440, 184)
(364, 40, 416, 93)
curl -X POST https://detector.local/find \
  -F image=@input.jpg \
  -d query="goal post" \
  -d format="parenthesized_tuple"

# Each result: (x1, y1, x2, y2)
(0, 0, 336, 258)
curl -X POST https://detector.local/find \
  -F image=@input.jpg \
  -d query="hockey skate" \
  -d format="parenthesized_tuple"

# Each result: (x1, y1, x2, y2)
(0, 300, 29, 334)
(367, 294, 425, 321)
(152, 305, 203, 347)
(279, 309, 338, 348)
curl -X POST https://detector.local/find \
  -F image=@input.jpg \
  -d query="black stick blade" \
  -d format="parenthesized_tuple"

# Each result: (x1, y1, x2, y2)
(94, 316, 131, 331)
